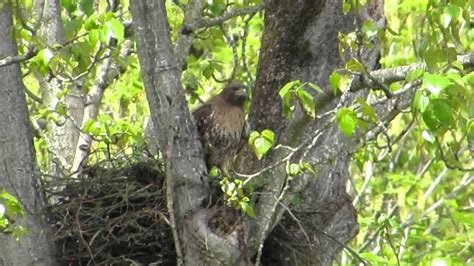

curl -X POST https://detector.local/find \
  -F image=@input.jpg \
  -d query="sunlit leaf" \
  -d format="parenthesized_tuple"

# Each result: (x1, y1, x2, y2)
(345, 58, 366, 73)
(306, 82, 324, 94)
(288, 163, 300, 176)
(106, 18, 125, 44)
(261, 129, 275, 144)
(240, 202, 256, 218)
(342, 2, 351, 14)
(336, 108, 358, 138)
(424, 48, 446, 72)
(296, 88, 316, 118)
(329, 72, 341, 94)
(421, 130, 435, 143)
(432, 99, 454, 127)
(423, 74, 452, 97)
(80, 0, 94, 16)
(249, 130, 275, 160)
(279, 80, 300, 97)
(413, 90, 430, 113)
(406, 69, 424, 82)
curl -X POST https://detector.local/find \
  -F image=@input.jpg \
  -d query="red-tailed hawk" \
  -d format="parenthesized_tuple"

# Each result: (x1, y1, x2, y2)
(193, 82, 248, 175)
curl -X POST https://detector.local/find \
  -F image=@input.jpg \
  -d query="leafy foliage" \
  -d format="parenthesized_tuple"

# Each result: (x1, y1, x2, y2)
(220, 177, 256, 218)
(248, 129, 275, 160)
(279, 80, 322, 118)
(342, 0, 473, 264)
(0, 190, 27, 241)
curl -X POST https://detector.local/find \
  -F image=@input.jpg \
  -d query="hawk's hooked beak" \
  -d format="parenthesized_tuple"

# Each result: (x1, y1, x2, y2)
(235, 87, 248, 99)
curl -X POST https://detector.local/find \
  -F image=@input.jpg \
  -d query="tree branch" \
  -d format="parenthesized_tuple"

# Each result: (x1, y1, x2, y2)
(71, 40, 133, 175)
(0, 45, 37, 67)
(196, 3, 265, 30)
(174, 0, 205, 70)
(357, 52, 474, 90)
(131, 1, 210, 264)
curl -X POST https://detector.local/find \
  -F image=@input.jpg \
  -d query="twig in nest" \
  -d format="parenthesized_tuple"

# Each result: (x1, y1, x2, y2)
(76, 197, 97, 265)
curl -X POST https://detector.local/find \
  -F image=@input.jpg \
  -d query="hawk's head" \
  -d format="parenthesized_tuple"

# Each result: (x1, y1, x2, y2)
(220, 82, 247, 106)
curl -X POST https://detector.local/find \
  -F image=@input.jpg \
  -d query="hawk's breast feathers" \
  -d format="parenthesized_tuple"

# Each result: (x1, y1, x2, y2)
(192, 82, 248, 171)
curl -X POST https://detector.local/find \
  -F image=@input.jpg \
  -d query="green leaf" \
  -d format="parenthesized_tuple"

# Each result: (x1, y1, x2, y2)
(355, 98, 377, 122)
(106, 18, 125, 44)
(421, 130, 435, 143)
(82, 119, 95, 133)
(406, 69, 424, 82)
(296, 88, 316, 118)
(240, 202, 256, 218)
(362, 20, 379, 39)
(301, 162, 316, 174)
(209, 166, 220, 177)
(329, 72, 341, 94)
(0, 191, 18, 202)
(85, 120, 102, 136)
(248, 131, 260, 145)
(345, 58, 366, 73)
(37, 48, 54, 68)
(306, 82, 324, 94)
(226, 182, 236, 196)
(432, 99, 454, 127)
(289, 163, 301, 176)
(467, 120, 474, 140)
(84, 14, 99, 30)
(446, 4, 462, 22)
(253, 137, 273, 159)
(261, 129, 275, 144)
(423, 74, 452, 97)
(55, 102, 68, 116)
(422, 110, 440, 130)
(281, 92, 295, 119)
(423, 48, 446, 72)
(413, 90, 430, 113)
(202, 64, 213, 79)
(439, 12, 452, 28)
(359, 253, 389, 264)
(249, 130, 275, 160)
(61, 0, 76, 13)
(342, 2, 351, 14)
(64, 19, 83, 41)
(0, 190, 24, 218)
(279, 81, 302, 119)
(88, 29, 100, 47)
(336, 108, 358, 138)
(451, 211, 474, 226)
(279, 80, 300, 97)
(462, 71, 474, 86)
(80, 0, 94, 16)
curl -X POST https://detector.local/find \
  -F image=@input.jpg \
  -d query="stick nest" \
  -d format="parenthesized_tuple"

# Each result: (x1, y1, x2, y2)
(45, 160, 175, 265)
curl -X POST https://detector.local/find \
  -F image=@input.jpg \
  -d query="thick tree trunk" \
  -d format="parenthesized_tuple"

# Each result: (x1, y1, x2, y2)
(246, 0, 385, 265)
(130, 2, 213, 265)
(33, 0, 84, 173)
(0, 4, 57, 265)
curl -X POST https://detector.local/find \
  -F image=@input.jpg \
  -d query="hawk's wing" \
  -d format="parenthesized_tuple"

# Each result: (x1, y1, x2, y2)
(192, 103, 216, 168)
(192, 103, 213, 141)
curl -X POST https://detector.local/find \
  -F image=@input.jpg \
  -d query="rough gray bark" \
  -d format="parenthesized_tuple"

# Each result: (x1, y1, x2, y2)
(71, 40, 133, 175)
(130, 1, 212, 265)
(244, 1, 385, 265)
(0, 3, 57, 265)
(33, 0, 84, 173)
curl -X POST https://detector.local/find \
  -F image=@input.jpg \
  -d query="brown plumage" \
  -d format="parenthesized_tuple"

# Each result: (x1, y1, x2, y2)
(193, 82, 248, 174)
